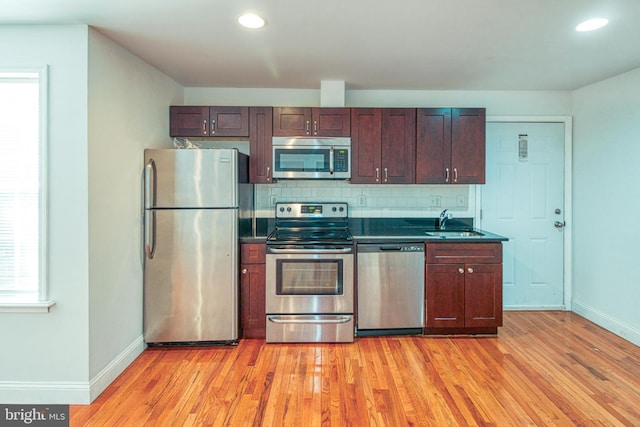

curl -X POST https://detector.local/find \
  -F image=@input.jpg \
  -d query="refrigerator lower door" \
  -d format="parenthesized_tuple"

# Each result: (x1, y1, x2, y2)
(144, 208, 238, 343)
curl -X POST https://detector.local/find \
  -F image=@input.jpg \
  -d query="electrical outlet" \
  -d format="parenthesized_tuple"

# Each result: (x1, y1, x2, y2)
(270, 196, 277, 206)
(456, 195, 466, 207)
(358, 195, 366, 207)
(427, 196, 441, 208)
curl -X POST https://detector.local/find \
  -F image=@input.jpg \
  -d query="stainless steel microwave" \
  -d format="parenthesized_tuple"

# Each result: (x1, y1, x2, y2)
(272, 137, 351, 179)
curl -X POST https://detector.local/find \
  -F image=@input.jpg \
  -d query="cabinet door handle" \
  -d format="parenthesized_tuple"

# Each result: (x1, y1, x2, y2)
(445, 168, 450, 183)
(305, 120, 310, 135)
(203, 119, 207, 135)
(384, 168, 388, 182)
(242, 268, 247, 274)
(458, 268, 465, 274)
(467, 267, 474, 273)
(376, 167, 380, 182)
(211, 119, 216, 135)
(454, 168, 458, 183)
(313, 120, 318, 135)
(267, 166, 271, 182)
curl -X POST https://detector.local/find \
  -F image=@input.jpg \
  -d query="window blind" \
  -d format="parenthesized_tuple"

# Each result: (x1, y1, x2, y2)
(0, 72, 40, 300)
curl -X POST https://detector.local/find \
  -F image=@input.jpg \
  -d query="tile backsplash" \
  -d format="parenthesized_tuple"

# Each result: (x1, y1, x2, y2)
(255, 181, 476, 218)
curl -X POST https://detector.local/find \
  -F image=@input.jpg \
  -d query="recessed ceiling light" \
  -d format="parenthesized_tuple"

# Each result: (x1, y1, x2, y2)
(576, 18, 608, 32)
(238, 13, 266, 29)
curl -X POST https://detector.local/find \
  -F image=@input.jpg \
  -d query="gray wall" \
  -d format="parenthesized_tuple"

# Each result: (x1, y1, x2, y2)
(572, 68, 640, 345)
(0, 25, 182, 404)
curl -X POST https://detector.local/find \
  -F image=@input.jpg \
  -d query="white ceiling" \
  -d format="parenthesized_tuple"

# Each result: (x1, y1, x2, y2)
(2, 0, 640, 91)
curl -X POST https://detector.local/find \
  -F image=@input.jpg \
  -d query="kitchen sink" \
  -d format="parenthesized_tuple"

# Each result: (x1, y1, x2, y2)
(424, 230, 485, 238)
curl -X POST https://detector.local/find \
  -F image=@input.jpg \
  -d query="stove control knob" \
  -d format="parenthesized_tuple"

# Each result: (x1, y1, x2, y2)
(279, 207, 285, 212)
(332, 207, 337, 212)
(339, 207, 344, 212)
(286, 207, 292, 212)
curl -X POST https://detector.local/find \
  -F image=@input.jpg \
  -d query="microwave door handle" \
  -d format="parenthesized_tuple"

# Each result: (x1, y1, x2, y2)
(329, 146, 334, 174)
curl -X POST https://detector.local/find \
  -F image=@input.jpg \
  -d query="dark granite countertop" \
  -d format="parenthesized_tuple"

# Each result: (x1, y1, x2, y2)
(241, 217, 508, 243)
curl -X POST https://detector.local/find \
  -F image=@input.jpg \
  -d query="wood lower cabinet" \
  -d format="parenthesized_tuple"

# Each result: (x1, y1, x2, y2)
(416, 108, 486, 184)
(170, 106, 249, 137)
(273, 107, 350, 137)
(425, 242, 503, 334)
(240, 243, 266, 338)
(351, 108, 415, 184)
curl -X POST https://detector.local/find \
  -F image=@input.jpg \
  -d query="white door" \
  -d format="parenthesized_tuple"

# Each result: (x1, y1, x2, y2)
(482, 122, 565, 309)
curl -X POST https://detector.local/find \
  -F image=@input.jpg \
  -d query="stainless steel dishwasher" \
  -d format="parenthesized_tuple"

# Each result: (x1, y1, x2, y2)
(356, 243, 425, 334)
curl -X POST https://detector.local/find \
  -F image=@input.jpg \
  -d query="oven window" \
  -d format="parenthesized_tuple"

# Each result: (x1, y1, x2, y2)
(274, 148, 330, 172)
(276, 259, 343, 295)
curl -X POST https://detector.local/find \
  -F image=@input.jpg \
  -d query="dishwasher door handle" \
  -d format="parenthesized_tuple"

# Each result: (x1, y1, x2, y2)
(379, 246, 402, 251)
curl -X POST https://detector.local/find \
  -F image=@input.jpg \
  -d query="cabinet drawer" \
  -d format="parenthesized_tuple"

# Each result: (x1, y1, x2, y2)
(426, 243, 502, 264)
(241, 243, 266, 264)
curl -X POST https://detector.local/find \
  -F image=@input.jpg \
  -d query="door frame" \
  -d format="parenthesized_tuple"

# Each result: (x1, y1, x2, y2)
(478, 116, 573, 311)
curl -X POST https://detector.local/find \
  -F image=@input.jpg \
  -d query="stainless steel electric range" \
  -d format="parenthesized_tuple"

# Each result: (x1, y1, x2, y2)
(265, 202, 354, 343)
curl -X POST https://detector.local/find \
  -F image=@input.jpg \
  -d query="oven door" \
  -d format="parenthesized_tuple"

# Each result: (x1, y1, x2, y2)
(266, 247, 354, 315)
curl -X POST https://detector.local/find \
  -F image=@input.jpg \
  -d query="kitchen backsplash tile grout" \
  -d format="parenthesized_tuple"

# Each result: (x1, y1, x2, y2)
(254, 182, 476, 218)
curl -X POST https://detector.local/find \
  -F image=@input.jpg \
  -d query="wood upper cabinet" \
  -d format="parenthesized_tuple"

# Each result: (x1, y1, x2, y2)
(249, 107, 273, 184)
(273, 107, 350, 137)
(240, 243, 266, 339)
(170, 106, 209, 137)
(416, 108, 486, 184)
(425, 242, 503, 332)
(351, 108, 415, 184)
(170, 106, 249, 137)
(209, 106, 249, 137)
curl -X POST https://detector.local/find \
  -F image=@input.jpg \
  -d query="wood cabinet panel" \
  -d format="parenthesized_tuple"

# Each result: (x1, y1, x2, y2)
(170, 106, 210, 137)
(350, 108, 382, 184)
(273, 107, 350, 136)
(451, 108, 486, 184)
(416, 108, 485, 184)
(240, 264, 266, 339)
(416, 108, 451, 184)
(249, 107, 273, 184)
(425, 263, 465, 328)
(351, 108, 415, 184)
(381, 108, 416, 184)
(240, 243, 267, 338)
(425, 242, 503, 333)
(209, 106, 249, 137)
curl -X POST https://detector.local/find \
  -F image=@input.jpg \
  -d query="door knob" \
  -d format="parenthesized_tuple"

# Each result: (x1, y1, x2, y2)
(554, 221, 566, 229)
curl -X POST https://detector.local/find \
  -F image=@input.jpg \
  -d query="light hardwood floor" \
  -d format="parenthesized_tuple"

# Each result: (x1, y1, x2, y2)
(70, 311, 640, 426)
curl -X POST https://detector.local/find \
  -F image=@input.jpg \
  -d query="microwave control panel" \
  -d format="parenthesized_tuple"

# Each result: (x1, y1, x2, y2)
(334, 149, 349, 172)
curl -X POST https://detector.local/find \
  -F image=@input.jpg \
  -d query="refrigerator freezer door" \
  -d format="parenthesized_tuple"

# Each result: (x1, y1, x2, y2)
(144, 208, 238, 343)
(144, 148, 238, 209)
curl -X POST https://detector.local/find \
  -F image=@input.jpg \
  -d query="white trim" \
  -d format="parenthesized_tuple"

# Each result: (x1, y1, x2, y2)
(572, 300, 640, 347)
(0, 66, 54, 309)
(0, 335, 145, 404)
(0, 381, 90, 405)
(503, 305, 567, 311)
(485, 115, 573, 311)
(89, 335, 146, 402)
(38, 65, 49, 303)
(0, 300, 55, 313)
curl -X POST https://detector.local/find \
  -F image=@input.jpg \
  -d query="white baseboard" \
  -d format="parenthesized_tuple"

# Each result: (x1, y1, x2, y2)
(572, 300, 640, 347)
(89, 334, 146, 402)
(0, 335, 145, 404)
(504, 305, 567, 311)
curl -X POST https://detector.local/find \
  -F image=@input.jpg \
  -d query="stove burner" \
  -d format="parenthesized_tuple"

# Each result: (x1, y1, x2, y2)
(267, 202, 353, 246)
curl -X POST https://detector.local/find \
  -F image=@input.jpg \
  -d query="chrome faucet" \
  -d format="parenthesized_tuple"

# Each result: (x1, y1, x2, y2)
(439, 209, 451, 229)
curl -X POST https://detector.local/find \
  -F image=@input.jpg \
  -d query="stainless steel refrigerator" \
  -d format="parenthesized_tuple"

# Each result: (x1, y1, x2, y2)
(143, 148, 252, 344)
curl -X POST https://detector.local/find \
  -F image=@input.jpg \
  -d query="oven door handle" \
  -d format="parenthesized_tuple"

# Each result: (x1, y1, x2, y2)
(267, 315, 352, 324)
(267, 248, 353, 254)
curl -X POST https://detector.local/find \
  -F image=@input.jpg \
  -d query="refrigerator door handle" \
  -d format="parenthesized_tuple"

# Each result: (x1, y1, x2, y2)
(144, 158, 156, 209)
(144, 210, 156, 259)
